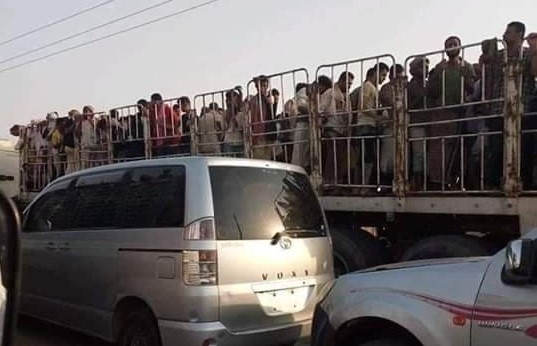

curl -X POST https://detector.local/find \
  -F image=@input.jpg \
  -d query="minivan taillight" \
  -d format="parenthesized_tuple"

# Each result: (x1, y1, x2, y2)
(184, 218, 216, 240)
(182, 250, 217, 286)
(182, 219, 217, 285)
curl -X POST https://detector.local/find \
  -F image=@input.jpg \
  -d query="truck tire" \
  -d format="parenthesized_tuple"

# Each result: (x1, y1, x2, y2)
(358, 339, 413, 346)
(400, 235, 492, 262)
(331, 228, 385, 276)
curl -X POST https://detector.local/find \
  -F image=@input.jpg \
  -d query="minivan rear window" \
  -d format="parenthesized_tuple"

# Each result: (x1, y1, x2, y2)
(209, 166, 325, 241)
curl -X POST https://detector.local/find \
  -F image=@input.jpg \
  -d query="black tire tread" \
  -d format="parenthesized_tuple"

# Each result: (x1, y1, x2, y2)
(359, 339, 412, 346)
(118, 308, 161, 346)
(401, 234, 493, 262)
(331, 228, 385, 274)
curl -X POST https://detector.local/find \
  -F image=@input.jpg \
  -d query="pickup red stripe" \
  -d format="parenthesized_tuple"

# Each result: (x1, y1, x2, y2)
(380, 290, 537, 338)
(404, 292, 537, 320)
(526, 325, 537, 338)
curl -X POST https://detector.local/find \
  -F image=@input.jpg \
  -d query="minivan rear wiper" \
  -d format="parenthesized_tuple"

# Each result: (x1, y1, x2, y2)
(232, 213, 244, 240)
(270, 231, 288, 245)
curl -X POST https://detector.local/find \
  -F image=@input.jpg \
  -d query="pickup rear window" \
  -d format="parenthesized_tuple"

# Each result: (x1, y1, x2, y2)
(209, 166, 325, 241)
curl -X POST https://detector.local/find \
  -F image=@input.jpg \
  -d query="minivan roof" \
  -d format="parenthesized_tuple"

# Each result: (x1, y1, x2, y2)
(50, 156, 306, 185)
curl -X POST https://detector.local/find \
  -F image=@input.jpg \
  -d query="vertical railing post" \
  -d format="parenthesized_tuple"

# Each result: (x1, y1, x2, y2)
(393, 77, 408, 197)
(106, 114, 114, 164)
(142, 114, 151, 160)
(502, 58, 523, 197)
(308, 82, 323, 191)
(191, 111, 199, 156)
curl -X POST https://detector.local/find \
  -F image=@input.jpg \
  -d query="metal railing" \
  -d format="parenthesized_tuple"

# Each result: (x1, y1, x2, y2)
(404, 40, 508, 194)
(17, 38, 536, 200)
(193, 88, 245, 158)
(246, 68, 310, 166)
(314, 54, 397, 192)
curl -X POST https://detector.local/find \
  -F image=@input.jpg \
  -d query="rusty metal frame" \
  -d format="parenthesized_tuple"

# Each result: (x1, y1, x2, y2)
(502, 46, 524, 196)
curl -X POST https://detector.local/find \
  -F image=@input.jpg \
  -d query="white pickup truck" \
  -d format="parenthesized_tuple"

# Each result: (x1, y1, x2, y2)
(311, 232, 537, 346)
(0, 139, 18, 200)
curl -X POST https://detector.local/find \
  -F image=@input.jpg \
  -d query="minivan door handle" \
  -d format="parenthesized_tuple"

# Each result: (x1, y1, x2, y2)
(58, 242, 70, 251)
(45, 242, 58, 251)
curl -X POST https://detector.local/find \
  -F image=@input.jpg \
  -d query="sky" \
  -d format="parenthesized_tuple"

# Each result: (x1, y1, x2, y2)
(0, 0, 536, 140)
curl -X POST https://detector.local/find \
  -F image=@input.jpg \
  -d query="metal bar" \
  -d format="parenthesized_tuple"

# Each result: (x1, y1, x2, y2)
(316, 53, 396, 73)
(360, 61, 364, 112)
(441, 50, 446, 108)
(423, 139, 427, 191)
(361, 138, 365, 184)
(376, 137, 381, 186)
(441, 137, 446, 191)
(347, 135, 351, 185)
(480, 134, 485, 190)
(408, 110, 502, 126)
(408, 130, 502, 141)
(460, 136, 465, 191)
(309, 82, 322, 188)
(375, 58, 380, 109)
(461, 47, 466, 105)
(405, 39, 503, 66)
(332, 138, 337, 183)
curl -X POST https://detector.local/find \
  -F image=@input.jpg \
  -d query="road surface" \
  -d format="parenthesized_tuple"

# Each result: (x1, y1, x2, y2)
(15, 316, 309, 346)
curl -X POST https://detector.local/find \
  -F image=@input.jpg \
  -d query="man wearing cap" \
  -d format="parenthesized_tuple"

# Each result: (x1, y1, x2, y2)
(407, 56, 430, 189)
(80, 106, 97, 169)
(427, 36, 475, 190)
(64, 109, 81, 174)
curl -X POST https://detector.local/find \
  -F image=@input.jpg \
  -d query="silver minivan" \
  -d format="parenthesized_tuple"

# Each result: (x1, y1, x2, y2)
(20, 157, 334, 346)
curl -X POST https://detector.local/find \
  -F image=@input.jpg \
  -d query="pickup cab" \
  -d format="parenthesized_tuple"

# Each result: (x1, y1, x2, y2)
(0, 139, 18, 200)
(311, 231, 537, 346)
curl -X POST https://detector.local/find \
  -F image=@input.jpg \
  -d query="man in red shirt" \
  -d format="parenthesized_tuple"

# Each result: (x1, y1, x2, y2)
(149, 93, 180, 157)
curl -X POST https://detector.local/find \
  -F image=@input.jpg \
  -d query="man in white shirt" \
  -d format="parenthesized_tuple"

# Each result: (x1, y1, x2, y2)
(223, 88, 246, 157)
(198, 103, 224, 155)
(80, 106, 97, 169)
(320, 72, 354, 185)
(352, 63, 389, 187)
(290, 83, 311, 169)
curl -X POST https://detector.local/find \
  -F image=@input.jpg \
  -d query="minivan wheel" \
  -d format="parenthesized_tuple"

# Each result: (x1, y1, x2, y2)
(118, 309, 161, 346)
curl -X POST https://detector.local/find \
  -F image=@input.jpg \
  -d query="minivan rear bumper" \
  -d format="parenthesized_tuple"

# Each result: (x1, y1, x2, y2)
(158, 319, 311, 346)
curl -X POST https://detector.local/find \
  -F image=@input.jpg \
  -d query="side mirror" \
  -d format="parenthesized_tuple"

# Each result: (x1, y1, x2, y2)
(0, 192, 21, 345)
(501, 239, 536, 286)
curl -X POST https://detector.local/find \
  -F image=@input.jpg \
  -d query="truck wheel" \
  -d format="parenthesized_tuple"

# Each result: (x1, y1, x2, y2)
(358, 339, 413, 346)
(331, 228, 385, 276)
(401, 235, 492, 262)
(118, 308, 161, 346)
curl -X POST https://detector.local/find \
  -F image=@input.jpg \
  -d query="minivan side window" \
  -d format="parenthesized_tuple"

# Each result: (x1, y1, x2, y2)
(71, 170, 125, 230)
(122, 166, 186, 228)
(23, 179, 74, 233)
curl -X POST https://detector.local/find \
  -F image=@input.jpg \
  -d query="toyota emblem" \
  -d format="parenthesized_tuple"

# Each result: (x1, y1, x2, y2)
(279, 236, 292, 250)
